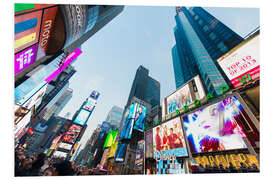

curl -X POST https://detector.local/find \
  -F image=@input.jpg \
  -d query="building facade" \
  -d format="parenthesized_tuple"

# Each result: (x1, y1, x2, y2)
(105, 106, 124, 129)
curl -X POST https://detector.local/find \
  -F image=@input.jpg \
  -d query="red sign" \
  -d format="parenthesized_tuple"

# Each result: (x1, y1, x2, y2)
(62, 124, 82, 144)
(15, 4, 56, 16)
(36, 6, 58, 60)
(27, 128, 34, 135)
(15, 10, 42, 53)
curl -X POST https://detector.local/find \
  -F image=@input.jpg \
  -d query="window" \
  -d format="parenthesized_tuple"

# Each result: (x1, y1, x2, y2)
(217, 41, 228, 53)
(203, 25, 209, 32)
(209, 32, 217, 40)
(194, 15, 199, 21)
(198, 19, 204, 26)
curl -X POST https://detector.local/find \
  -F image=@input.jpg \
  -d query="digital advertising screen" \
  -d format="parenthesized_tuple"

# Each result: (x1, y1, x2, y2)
(73, 108, 91, 126)
(156, 159, 185, 174)
(109, 142, 118, 158)
(182, 96, 248, 153)
(114, 143, 127, 162)
(82, 97, 96, 111)
(218, 34, 259, 88)
(153, 117, 188, 159)
(62, 124, 82, 144)
(58, 142, 73, 151)
(53, 151, 68, 158)
(145, 129, 153, 158)
(119, 103, 137, 140)
(163, 75, 206, 118)
(133, 104, 147, 132)
(104, 130, 118, 148)
(90, 90, 100, 100)
(134, 140, 144, 170)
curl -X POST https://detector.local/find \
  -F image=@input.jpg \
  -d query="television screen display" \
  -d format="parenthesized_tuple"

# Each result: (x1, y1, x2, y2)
(182, 96, 248, 153)
(104, 130, 118, 148)
(62, 124, 82, 144)
(109, 142, 118, 158)
(133, 104, 146, 132)
(114, 143, 127, 162)
(153, 117, 188, 158)
(73, 109, 91, 126)
(134, 140, 144, 170)
(119, 103, 137, 140)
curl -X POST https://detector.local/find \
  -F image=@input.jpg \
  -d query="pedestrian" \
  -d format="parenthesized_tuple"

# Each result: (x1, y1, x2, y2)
(43, 167, 55, 176)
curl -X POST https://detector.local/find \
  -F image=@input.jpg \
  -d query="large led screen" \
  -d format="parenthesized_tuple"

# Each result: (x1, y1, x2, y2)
(153, 117, 188, 158)
(62, 124, 82, 144)
(182, 96, 248, 153)
(109, 142, 118, 158)
(114, 143, 127, 162)
(133, 104, 146, 132)
(82, 98, 96, 111)
(145, 129, 153, 158)
(119, 103, 137, 140)
(104, 130, 118, 148)
(163, 75, 206, 118)
(53, 151, 68, 158)
(218, 34, 259, 88)
(134, 140, 144, 170)
(73, 108, 91, 126)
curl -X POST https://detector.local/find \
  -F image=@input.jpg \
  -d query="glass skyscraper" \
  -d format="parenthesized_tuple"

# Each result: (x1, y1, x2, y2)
(105, 106, 124, 128)
(172, 7, 244, 95)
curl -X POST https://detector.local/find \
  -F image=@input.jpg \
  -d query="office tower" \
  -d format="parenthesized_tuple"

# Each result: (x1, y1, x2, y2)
(126, 65, 160, 107)
(172, 7, 244, 95)
(15, 4, 124, 85)
(105, 106, 124, 129)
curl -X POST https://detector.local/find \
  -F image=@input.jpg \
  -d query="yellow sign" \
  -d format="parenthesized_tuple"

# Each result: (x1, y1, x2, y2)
(15, 33, 36, 49)
(193, 153, 259, 169)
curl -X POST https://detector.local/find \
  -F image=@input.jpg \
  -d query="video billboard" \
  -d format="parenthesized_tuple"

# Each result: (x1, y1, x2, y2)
(153, 117, 188, 158)
(182, 96, 248, 153)
(119, 103, 137, 140)
(58, 142, 73, 151)
(114, 143, 127, 162)
(218, 34, 259, 88)
(109, 142, 118, 158)
(82, 97, 96, 111)
(62, 124, 82, 144)
(145, 129, 153, 158)
(15, 10, 42, 53)
(73, 108, 91, 126)
(104, 130, 118, 148)
(15, 44, 38, 75)
(163, 75, 206, 118)
(53, 151, 68, 158)
(133, 104, 146, 132)
(90, 90, 100, 100)
(134, 140, 144, 170)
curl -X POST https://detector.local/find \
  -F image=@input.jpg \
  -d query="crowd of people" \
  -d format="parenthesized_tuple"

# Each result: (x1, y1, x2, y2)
(190, 162, 260, 173)
(15, 147, 103, 176)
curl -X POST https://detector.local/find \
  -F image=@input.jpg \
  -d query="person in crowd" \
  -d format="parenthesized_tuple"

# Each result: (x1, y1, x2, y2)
(31, 153, 46, 176)
(43, 167, 55, 176)
(53, 160, 75, 176)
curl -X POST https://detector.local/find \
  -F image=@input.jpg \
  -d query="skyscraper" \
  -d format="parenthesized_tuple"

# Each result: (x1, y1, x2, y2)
(105, 106, 124, 129)
(172, 7, 244, 95)
(126, 65, 160, 107)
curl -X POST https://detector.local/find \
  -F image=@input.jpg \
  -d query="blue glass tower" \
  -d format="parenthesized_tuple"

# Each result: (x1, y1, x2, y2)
(172, 7, 244, 96)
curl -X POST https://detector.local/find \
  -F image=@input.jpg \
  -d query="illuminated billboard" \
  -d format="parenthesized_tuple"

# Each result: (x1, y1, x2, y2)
(114, 143, 127, 162)
(62, 124, 82, 144)
(90, 90, 100, 100)
(145, 129, 153, 158)
(15, 4, 55, 14)
(119, 103, 137, 140)
(73, 108, 91, 126)
(133, 104, 146, 132)
(153, 117, 188, 158)
(15, 106, 30, 125)
(15, 44, 38, 75)
(182, 96, 248, 153)
(82, 97, 96, 111)
(218, 34, 259, 88)
(104, 130, 118, 148)
(53, 151, 68, 158)
(36, 6, 58, 60)
(109, 142, 118, 158)
(163, 75, 206, 119)
(15, 10, 42, 53)
(134, 140, 144, 170)
(58, 142, 73, 151)
(156, 159, 185, 174)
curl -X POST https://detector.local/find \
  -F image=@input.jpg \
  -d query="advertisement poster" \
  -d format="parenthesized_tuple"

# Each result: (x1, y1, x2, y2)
(82, 98, 96, 111)
(153, 117, 188, 158)
(36, 6, 58, 60)
(182, 96, 248, 153)
(15, 10, 42, 53)
(14, 106, 30, 125)
(90, 90, 100, 100)
(145, 129, 153, 158)
(53, 151, 68, 158)
(156, 159, 185, 174)
(134, 140, 144, 170)
(133, 104, 147, 132)
(73, 108, 91, 126)
(109, 142, 118, 158)
(15, 4, 55, 15)
(164, 75, 206, 117)
(15, 44, 38, 75)
(218, 35, 260, 87)
(62, 124, 82, 144)
(114, 143, 127, 162)
(58, 142, 73, 150)
(104, 130, 118, 148)
(119, 104, 137, 140)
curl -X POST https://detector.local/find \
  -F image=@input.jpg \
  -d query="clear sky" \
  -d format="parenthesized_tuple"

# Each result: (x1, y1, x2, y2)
(58, 6, 259, 149)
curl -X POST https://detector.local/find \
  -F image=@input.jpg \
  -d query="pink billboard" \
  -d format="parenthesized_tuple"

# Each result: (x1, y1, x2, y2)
(45, 48, 82, 83)
(14, 44, 37, 75)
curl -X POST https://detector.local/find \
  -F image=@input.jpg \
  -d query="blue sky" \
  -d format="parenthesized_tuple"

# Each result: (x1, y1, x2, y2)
(58, 6, 259, 148)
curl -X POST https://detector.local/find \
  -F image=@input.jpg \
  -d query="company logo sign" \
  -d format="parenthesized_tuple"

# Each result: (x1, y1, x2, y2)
(15, 44, 37, 75)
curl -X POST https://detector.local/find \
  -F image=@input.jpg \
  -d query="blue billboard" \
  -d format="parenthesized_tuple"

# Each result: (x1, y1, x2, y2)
(90, 90, 100, 100)
(133, 104, 146, 132)
(114, 143, 127, 162)
(119, 103, 137, 140)
(73, 108, 91, 126)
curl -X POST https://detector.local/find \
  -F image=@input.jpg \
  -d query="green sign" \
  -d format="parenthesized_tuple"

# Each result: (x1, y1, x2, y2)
(15, 3, 35, 13)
